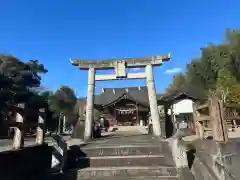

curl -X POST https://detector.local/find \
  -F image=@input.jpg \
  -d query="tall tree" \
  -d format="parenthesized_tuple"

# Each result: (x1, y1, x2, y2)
(0, 55, 48, 108)
(49, 86, 77, 116)
(165, 73, 187, 94)
(226, 29, 240, 80)
(165, 28, 240, 104)
(48, 86, 78, 132)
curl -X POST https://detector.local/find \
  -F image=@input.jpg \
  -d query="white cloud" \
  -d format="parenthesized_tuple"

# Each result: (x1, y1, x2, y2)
(165, 68, 182, 75)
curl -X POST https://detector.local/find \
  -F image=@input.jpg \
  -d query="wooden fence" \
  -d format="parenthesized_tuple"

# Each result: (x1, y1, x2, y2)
(193, 96, 240, 142)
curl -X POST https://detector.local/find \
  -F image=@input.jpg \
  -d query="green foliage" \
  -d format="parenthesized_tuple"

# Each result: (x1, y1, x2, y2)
(49, 85, 77, 118)
(39, 91, 54, 102)
(0, 55, 48, 108)
(0, 55, 79, 132)
(166, 73, 187, 94)
(165, 28, 240, 104)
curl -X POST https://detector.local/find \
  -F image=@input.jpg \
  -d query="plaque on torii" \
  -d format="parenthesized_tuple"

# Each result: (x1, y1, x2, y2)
(70, 53, 171, 142)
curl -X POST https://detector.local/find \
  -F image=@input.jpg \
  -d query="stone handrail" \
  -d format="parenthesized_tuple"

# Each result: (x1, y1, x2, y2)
(169, 129, 189, 168)
(215, 160, 237, 180)
(174, 136, 219, 180)
(183, 139, 240, 180)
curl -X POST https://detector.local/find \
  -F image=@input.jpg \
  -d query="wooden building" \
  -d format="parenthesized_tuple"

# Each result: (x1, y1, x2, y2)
(94, 87, 150, 126)
(157, 89, 198, 137)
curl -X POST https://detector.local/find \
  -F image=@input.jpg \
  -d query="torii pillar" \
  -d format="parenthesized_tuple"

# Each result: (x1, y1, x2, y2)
(70, 54, 171, 142)
(85, 68, 95, 141)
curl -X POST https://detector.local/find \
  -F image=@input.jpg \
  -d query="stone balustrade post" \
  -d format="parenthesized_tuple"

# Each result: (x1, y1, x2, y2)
(171, 129, 188, 169)
(209, 97, 228, 142)
(36, 108, 45, 145)
(13, 104, 25, 149)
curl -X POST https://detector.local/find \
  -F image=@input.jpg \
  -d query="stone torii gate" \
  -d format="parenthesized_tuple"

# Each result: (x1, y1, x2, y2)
(70, 54, 171, 142)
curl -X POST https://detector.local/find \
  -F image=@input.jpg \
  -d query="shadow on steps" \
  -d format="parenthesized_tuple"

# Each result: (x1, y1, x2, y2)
(51, 171, 77, 180)
(186, 148, 196, 169)
(51, 144, 89, 180)
(66, 145, 90, 170)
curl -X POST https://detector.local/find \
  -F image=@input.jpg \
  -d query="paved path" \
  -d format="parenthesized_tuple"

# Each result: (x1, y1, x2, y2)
(0, 136, 56, 152)
(0, 126, 151, 152)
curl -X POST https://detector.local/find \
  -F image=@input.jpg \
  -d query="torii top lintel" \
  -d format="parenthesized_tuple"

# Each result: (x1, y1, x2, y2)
(70, 53, 171, 70)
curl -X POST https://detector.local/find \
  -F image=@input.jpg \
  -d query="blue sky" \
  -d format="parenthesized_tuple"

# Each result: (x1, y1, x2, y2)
(0, 0, 239, 97)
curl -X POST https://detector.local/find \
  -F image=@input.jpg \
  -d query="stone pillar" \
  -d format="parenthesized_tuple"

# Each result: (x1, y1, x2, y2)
(209, 97, 228, 142)
(158, 105, 166, 138)
(36, 108, 45, 145)
(84, 68, 95, 142)
(145, 64, 161, 136)
(63, 115, 66, 133)
(13, 111, 24, 149)
(171, 137, 188, 168)
(58, 114, 62, 134)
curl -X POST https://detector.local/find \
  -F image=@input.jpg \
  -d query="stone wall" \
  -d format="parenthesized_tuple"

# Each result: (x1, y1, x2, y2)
(189, 139, 240, 180)
(0, 143, 52, 180)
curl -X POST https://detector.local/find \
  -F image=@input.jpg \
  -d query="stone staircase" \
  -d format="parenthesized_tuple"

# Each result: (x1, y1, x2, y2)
(53, 135, 191, 180)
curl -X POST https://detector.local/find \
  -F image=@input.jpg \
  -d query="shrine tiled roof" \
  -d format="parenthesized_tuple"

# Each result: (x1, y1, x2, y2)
(94, 86, 149, 107)
(157, 87, 199, 104)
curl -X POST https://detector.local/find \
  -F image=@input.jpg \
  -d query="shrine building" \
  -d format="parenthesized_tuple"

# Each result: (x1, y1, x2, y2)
(94, 86, 149, 126)
(75, 86, 200, 130)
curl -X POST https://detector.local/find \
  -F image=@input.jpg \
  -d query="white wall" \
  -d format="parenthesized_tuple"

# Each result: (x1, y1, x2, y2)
(173, 99, 194, 114)
(167, 99, 194, 115)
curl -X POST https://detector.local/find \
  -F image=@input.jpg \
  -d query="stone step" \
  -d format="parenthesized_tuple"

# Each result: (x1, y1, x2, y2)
(66, 142, 175, 170)
(78, 143, 171, 157)
(85, 135, 165, 146)
(62, 166, 178, 180)
(51, 173, 180, 180)
(80, 177, 180, 180)
(74, 155, 175, 168)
